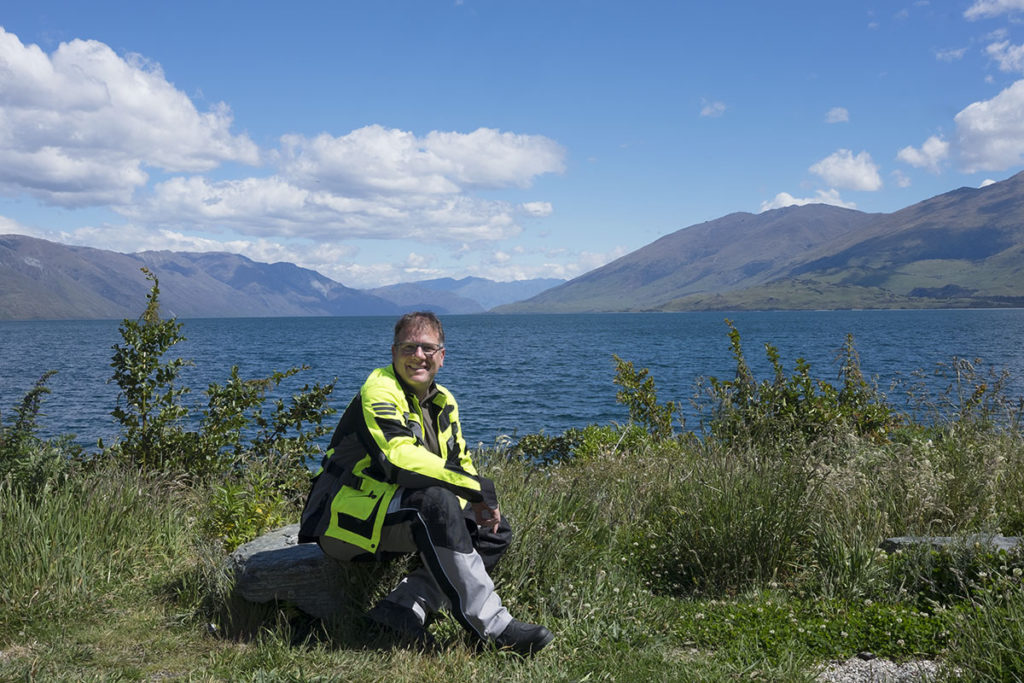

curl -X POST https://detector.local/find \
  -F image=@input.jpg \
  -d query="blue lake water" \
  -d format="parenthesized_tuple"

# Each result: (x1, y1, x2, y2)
(2, 310, 1023, 449)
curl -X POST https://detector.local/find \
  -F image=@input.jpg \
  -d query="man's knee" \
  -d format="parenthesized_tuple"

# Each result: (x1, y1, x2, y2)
(400, 486, 473, 552)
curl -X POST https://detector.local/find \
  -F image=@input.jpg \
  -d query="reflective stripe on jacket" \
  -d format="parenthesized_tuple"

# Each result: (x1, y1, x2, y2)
(298, 364, 483, 553)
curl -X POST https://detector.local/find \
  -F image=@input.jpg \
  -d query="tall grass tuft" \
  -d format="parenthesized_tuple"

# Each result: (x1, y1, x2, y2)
(0, 466, 192, 636)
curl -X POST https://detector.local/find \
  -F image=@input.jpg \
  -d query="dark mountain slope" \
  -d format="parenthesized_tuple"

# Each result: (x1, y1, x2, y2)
(0, 236, 401, 319)
(499, 171, 1024, 313)
(500, 204, 878, 312)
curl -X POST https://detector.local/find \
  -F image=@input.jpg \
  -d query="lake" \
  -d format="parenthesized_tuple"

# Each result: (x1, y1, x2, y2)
(2, 310, 1023, 449)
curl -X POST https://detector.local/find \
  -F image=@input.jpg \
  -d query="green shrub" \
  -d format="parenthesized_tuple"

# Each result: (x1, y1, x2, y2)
(699, 321, 898, 450)
(882, 541, 1024, 607)
(613, 354, 679, 439)
(0, 370, 80, 496)
(511, 423, 650, 465)
(104, 268, 193, 471)
(103, 269, 336, 483)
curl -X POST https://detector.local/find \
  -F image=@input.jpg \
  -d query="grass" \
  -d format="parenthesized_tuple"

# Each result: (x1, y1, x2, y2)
(3, 420, 1023, 681)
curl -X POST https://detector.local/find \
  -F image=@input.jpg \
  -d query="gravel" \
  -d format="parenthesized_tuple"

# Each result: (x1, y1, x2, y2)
(816, 656, 946, 682)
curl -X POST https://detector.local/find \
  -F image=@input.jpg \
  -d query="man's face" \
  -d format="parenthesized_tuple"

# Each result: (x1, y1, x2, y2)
(391, 323, 445, 398)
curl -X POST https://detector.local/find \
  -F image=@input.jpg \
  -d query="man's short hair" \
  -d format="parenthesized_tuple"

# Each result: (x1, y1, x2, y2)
(393, 311, 445, 346)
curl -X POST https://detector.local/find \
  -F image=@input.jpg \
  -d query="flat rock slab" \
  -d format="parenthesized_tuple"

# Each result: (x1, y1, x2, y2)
(880, 535, 1022, 554)
(229, 523, 348, 619)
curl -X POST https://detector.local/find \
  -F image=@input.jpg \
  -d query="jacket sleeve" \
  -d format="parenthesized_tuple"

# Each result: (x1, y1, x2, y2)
(360, 371, 484, 503)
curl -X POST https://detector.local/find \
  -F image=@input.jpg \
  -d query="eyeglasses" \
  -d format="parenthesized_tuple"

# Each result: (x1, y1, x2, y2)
(395, 342, 444, 357)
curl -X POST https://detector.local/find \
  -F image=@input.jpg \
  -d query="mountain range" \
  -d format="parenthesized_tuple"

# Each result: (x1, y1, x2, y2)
(367, 277, 564, 314)
(3, 171, 1023, 319)
(0, 237, 562, 320)
(497, 170, 1024, 312)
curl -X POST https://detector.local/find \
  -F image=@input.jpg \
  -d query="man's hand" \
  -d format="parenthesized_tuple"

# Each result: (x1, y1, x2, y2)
(472, 501, 501, 533)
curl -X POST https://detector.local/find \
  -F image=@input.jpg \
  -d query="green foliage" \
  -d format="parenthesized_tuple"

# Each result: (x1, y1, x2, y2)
(106, 268, 193, 470)
(613, 354, 678, 439)
(701, 321, 898, 449)
(943, 580, 1024, 681)
(103, 268, 335, 487)
(882, 541, 1024, 607)
(198, 464, 292, 551)
(0, 370, 80, 495)
(197, 364, 336, 481)
(625, 442, 825, 594)
(512, 423, 649, 465)
(673, 595, 953, 665)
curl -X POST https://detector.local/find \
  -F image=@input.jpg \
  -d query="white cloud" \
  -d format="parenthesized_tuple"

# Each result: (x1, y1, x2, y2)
(123, 175, 527, 242)
(0, 27, 258, 207)
(700, 99, 727, 117)
(954, 79, 1024, 171)
(891, 169, 912, 188)
(965, 0, 1024, 19)
(825, 107, 849, 123)
(519, 201, 553, 217)
(0, 214, 43, 238)
(114, 123, 565, 244)
(277, 125, 565, 195)
(758, 189, 857, 212)
(935, 47, 968, 62)
(897, 135, 950, 172)
(809, 149, 883, 191)
(980, 178, 998, 186)
(987, 41, 1024, 72)
(461, 245, 630, 283)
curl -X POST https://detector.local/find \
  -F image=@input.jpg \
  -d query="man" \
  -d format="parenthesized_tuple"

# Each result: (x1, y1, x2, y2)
(299, 311, 553, 655)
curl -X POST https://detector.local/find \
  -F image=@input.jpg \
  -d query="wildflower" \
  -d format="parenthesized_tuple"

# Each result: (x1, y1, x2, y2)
(841, 631, 848, 638)
(897, 639, 905, 647)
(695, 612, 705, 620)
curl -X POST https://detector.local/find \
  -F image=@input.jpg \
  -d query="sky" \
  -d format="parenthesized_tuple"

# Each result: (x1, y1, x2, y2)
(2, 1, 1024, 290)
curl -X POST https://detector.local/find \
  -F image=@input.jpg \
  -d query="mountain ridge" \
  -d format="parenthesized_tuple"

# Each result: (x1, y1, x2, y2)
(497, 172, 1024, 313)
(0, 236, 563, 320)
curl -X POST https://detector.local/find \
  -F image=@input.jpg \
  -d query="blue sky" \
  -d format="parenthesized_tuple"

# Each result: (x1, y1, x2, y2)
(2, 1, 1024, 288)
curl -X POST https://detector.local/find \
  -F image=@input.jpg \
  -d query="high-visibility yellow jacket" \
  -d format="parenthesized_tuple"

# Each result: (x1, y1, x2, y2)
(298, 365, 487, 553)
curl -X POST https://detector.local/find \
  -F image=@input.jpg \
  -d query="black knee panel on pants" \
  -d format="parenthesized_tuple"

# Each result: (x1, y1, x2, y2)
(398, 486, 473, 553)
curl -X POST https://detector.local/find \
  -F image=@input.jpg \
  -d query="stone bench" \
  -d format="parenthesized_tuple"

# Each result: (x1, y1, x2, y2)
(229, 523, 350, 619)
(880, 534, 1022, 554)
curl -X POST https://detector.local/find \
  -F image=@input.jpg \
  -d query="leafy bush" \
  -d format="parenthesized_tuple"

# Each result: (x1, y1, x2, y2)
(699, 321, 898, 449)
(512, 423, 650, 465)
(0, 370, 80, 495)
(103, 268, 335, 485)
(612, 354, 679, 439)
(104, 268, 194, 470)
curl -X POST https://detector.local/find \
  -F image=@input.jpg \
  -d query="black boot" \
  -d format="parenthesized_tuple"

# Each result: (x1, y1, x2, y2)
(492, 619, 554, 655)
